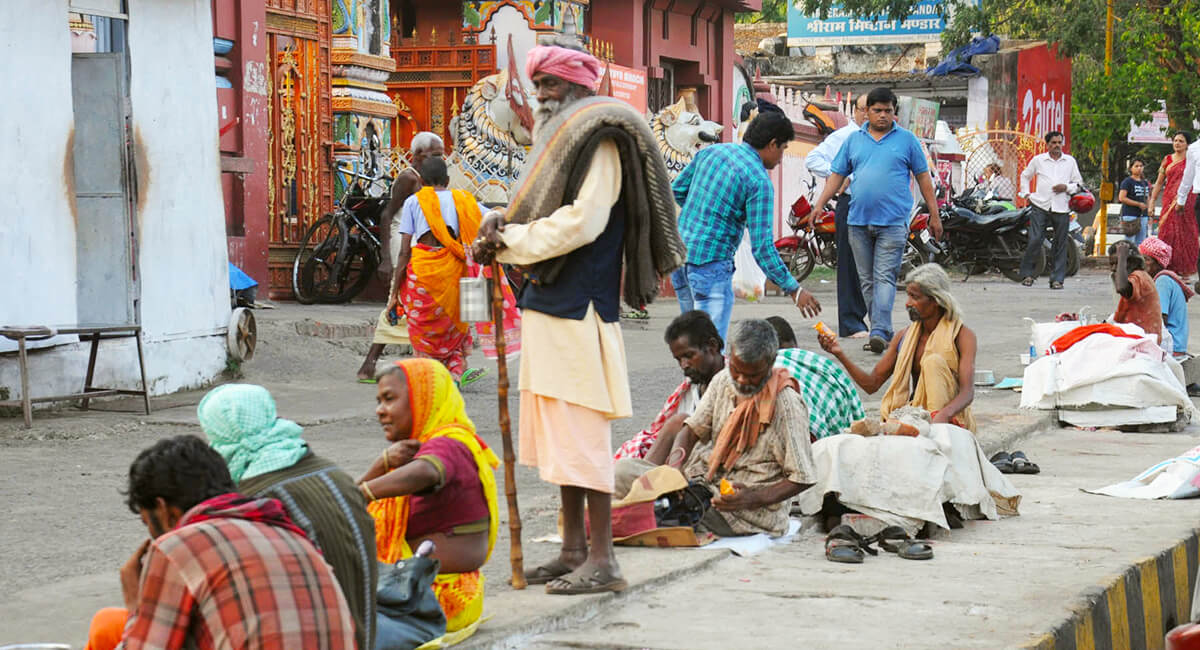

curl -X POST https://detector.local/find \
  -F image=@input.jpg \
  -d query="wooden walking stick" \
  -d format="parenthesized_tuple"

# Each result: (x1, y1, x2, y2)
(490, 261, 526, 589)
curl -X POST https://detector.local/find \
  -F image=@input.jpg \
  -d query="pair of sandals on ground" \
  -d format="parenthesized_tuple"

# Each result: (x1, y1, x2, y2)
(523, 558, 627, 595)
(989, 450, 1041, 474)
(1021, 277, 1064, 290)
(825, 524, 934, 563)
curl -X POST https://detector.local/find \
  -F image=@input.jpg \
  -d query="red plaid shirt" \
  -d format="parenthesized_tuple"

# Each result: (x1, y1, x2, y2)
(119, 497, 356, 649)
(614, 379, 691, 460)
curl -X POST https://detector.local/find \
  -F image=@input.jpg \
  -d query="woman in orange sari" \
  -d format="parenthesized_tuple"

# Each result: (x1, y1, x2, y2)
(1149, 132, 1197, 277)
(358, 358, 500, 637)
(391, 157, 520, 385)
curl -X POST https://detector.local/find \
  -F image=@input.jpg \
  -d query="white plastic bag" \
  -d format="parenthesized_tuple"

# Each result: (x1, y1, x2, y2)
(732, 233, 766, 301)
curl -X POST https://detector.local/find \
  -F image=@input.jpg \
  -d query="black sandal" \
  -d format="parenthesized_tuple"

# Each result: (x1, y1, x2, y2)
(1010, 450, 1041, 474)
(872, 526, 934, 560)
(1050, 281, 1064, 290)
(1021, 277, 1034, 287)
(989, 451, 1015, 474)
(825, 524, 877, 564)
(523, 558, 576, 585)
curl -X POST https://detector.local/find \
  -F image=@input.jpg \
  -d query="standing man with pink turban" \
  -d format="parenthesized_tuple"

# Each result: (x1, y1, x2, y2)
(475, 38, 685, 595)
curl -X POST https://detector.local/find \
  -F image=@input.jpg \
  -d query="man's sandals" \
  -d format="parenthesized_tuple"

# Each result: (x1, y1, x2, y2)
(523, 560, 628, 595)
(825, 524, 934, 563)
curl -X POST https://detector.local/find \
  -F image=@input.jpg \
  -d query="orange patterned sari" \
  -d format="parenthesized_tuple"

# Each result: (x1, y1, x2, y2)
(368, 358, 500, 633)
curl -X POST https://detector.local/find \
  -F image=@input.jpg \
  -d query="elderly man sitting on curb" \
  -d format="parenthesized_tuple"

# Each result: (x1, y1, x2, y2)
(819, 263, 977, 432)
(614, 319, 817, 537)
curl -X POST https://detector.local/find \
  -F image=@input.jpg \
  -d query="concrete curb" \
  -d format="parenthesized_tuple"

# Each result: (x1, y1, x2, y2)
(1022, 529, 1199, 650)
(461, 550, 732, 649)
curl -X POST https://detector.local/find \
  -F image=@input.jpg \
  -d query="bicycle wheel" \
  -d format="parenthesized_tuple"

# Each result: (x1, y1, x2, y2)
(322, 235, 378, 303)
(292, 214, 345, 304)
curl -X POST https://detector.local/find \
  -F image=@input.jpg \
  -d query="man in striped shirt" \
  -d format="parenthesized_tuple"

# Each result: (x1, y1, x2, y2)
(86, 435, 356, 650)
(672, 110, 821, 343)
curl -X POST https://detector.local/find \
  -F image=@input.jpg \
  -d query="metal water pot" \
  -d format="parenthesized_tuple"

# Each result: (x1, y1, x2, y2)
(459, 275, 492, 323)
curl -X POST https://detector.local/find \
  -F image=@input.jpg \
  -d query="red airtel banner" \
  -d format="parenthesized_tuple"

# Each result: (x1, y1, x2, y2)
(1016, 44, 1072, 149)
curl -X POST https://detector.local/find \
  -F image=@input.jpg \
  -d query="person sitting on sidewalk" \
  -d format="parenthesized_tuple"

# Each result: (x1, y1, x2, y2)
(1110, 241, 1164, 345)
(84, 436, 355, 650)
(766, 316, 866, 440)
(197, 384, 377, 650)
(818, 264, 978, 432)
(1139, 237, 1193, 357)
(614, 319, 817, 537)
(614, 310, 725, 461)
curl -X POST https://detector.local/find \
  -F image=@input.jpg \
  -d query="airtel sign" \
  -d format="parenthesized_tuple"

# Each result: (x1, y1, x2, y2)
(1017, 44, 1072, 148)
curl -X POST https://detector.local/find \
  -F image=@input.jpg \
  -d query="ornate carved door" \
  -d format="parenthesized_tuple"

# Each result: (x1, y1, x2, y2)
(265, 1, 332, 298)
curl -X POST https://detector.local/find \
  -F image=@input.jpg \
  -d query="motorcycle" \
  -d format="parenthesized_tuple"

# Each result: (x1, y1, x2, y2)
(774, 194, 837, 283)
(920, 186, 1044, 282)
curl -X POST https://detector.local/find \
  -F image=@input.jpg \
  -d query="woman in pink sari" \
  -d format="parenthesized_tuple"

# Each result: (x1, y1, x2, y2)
(1150, 132, 1197, 277)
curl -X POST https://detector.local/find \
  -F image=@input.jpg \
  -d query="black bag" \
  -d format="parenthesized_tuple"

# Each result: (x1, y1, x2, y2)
(654, 480, 713, 528)
(374, 556, 446, 650)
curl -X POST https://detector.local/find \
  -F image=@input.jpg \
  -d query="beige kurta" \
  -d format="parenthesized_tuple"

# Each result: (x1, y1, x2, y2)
(683, 369, 817, 536)
(497, 139, 631, 419)
(497, 139, 630, 492)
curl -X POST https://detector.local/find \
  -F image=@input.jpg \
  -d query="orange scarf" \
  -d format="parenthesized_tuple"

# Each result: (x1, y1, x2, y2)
(706, 367, 798, 481)
(409, 188, 483, 332)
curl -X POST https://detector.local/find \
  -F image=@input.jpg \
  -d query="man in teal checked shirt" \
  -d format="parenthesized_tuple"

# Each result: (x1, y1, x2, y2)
(672, 110, 821, 342)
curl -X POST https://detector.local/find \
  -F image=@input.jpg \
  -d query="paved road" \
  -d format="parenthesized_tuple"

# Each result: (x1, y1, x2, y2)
(1, 268, 1197, 646)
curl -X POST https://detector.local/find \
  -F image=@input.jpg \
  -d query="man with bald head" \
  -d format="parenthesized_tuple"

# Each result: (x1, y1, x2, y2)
(356, 132, 445, 381)
(474, 38, 684, 595)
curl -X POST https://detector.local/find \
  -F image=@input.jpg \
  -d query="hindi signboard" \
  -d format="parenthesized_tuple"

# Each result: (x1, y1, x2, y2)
(897, 96, 940, 140)
(607, 63, 647, 114)
(787, 0, 948, 46)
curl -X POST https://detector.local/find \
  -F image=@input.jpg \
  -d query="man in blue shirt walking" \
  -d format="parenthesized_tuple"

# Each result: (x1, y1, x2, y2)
(812, 87, 942, 354)
(672, 111, 821, 342)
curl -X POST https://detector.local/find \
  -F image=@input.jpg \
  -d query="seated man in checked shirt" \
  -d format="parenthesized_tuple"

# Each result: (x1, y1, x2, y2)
(84, 435, 355, 650)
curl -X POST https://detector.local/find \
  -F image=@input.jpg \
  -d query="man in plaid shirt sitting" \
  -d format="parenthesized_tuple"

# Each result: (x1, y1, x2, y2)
(672, 110, 821, 343)
(84, 435, 355, 649)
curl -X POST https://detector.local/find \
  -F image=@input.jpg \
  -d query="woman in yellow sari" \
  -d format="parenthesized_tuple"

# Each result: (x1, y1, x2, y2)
(392, 157, 520, 386)
(357, 358, 500, 635)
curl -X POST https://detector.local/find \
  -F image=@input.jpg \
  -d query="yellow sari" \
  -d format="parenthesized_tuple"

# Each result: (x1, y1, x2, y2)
(368, 358, 500, 633)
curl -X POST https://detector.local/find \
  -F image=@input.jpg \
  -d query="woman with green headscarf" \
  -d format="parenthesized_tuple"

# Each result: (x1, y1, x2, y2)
(198, 384, 378, 650)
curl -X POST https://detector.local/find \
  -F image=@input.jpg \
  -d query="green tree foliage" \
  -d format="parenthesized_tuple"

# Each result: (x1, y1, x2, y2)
(793, 0, 1200, 172)
(736, 0, 788, 23)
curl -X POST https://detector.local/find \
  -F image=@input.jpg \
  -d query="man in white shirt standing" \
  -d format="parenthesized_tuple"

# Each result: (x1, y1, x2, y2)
(805, 94, 869, 338)
(1019, 131, 1083, 290)
(1174, 135, 1200, 278)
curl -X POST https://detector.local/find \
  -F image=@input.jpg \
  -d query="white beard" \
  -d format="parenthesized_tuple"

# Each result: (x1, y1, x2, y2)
(532, 91, 583, 142)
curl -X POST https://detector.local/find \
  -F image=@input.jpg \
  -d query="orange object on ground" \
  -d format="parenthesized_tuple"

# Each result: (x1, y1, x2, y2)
(719, 478, 735, 495)
(84, 607, 129, 650)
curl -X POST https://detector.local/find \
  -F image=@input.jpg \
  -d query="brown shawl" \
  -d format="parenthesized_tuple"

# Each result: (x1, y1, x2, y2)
(707, 367, 798, 481)
(504, 96, 686, 307)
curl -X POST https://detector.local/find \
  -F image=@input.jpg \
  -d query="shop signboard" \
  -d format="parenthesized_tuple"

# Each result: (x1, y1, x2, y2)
(787, 0, 949, 46)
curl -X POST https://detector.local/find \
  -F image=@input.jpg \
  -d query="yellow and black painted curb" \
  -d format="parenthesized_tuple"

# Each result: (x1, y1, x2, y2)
(1022, 529, 1198, 650)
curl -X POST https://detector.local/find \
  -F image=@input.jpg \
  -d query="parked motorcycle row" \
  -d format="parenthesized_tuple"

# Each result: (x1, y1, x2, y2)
(774, 183, 1088, 285)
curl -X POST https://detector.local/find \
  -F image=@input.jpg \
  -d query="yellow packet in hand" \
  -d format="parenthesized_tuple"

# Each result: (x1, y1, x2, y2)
(814, 322, 836, 338)
(719, 478, 735, 496)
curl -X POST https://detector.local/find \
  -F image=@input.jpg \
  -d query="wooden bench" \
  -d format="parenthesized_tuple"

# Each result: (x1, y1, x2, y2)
(0, 324, 151, 428)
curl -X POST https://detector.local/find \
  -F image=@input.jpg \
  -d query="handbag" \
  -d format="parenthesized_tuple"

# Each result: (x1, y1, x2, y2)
(374, 556, 446, 650)
(1120, 218, 1142, 236)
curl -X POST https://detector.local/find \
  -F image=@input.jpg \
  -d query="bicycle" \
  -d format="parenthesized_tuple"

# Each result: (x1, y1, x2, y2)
(291, 165, 391, 304)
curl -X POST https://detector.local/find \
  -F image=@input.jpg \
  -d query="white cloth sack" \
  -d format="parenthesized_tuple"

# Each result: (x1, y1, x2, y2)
(1020, 325, 1196, 418)
(1085, 444, 1200, 500)
(797, 424, 1021, 534)
(732, 233, 766, 300)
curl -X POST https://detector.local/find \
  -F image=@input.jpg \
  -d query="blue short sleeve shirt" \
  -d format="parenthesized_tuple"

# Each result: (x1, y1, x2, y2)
(831, 123, 929, 227)
(1155, 274, 1189, 353)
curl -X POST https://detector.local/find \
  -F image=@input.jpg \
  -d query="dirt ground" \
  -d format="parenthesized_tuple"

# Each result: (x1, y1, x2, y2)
(1, 267, 1189, 644)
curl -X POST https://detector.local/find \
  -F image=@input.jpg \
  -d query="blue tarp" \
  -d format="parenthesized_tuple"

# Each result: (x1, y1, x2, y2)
(926, 35, 1000, 77)
(228, 262, 258, 291)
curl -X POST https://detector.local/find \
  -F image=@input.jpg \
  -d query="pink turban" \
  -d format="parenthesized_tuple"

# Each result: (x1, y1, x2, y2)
(1139, 236, 1173, 268)
(525, 45, 601, 90)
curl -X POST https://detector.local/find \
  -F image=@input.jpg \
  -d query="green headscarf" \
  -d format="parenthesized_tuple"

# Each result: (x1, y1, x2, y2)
(198, 384, 307, 483)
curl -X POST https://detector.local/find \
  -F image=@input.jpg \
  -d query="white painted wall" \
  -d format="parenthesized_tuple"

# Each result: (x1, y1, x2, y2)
(478, 5, 538, 74)
(0, 0, 230, 405)
(0, 0, 79, 353)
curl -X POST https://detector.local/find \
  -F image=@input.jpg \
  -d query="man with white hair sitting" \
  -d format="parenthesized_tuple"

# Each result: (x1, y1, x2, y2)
(818, 263, 978, 432)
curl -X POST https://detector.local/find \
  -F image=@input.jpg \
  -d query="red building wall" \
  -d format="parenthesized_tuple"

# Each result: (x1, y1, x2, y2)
(212, 0, 270, 290)
(589, 0, 752, 140)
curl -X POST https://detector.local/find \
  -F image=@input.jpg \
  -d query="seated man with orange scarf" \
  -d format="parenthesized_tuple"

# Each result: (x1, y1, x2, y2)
(357, 359, 500, 637)
(613, 319, 817, 537)
(819, 263, 978, 432)
(392, 157, 519, 386)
